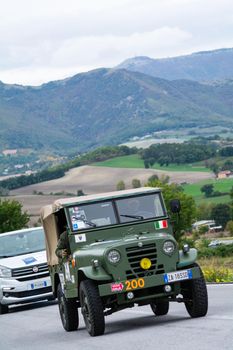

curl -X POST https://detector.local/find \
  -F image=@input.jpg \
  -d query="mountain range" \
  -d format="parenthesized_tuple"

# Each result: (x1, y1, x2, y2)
(116, 48, 233, 81)
(0, 48, 233, 154)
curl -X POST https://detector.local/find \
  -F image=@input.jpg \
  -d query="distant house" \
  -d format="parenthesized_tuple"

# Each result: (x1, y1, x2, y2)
(217, 170, 232, 179)
(2, 149, 17, 156)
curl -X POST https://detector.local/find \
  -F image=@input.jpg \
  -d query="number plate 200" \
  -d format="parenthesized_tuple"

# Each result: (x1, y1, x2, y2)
(125, 278, 145, 291)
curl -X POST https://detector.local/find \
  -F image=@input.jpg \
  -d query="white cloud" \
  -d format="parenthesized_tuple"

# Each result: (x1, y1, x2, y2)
(0, 0, 233, 85)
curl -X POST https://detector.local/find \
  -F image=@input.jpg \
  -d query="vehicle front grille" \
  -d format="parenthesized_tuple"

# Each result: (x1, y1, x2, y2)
(12, 263, 49, 281)
(125, 243, 164, 279)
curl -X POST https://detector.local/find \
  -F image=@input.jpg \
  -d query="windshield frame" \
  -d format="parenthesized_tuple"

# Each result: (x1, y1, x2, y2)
(66, 192, 167, 233)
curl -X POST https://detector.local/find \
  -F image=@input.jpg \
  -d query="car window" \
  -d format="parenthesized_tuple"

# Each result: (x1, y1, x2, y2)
(0, 229, 45, 258)
(68, 201, 117, 231)
(116, 193, 165, 223)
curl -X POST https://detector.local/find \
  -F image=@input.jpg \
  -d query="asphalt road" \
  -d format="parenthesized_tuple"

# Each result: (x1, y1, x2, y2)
(0, 285, 232, 350)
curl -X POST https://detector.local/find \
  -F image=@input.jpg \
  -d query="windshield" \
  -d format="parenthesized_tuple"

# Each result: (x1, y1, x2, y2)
(68, 201, 117, 231)
(68, 193, 165, 231)
(0, 228, 45, 258)
(116, 193, 165, 223)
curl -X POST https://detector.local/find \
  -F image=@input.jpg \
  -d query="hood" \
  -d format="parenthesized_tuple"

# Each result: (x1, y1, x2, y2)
(0, 250, 47, 269)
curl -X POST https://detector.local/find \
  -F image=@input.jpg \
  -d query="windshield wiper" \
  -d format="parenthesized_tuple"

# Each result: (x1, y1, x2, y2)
(120, 214, 144, 220)
(80, 219, 97, 228)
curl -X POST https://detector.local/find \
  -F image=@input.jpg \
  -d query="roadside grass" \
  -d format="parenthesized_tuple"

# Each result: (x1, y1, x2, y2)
(198, 257, 233, 282)
(93, 154, 210, 172)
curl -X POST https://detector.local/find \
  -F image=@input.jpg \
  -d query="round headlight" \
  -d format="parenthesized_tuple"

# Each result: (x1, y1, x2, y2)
(163, 241, 175, 255)
(107, 250, 121, 264)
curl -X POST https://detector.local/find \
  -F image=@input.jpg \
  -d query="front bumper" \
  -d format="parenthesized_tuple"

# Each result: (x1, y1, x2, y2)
(98, 266, 201, 303)
(0, 276, 52, 305)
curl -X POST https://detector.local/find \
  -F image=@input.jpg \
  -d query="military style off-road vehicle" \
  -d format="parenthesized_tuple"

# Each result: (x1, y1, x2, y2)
(41, 187, 208, 336)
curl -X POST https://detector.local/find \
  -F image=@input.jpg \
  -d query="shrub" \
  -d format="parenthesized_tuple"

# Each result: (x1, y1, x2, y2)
(202, 267, 233, 282)
(198, 244, 233, 258)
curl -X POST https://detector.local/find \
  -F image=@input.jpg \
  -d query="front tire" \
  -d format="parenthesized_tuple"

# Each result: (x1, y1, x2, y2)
(0, 303, 8, 315)
(182, 263, 208, 318)
(57, 283, 79, 331)
(150, 300, 169, 316)
(79, 280, 105, 336)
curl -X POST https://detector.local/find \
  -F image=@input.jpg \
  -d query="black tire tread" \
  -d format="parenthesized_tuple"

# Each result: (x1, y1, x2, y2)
(57, 283, 79, 331)
(80, 280, 105, 336)
(0, 303, 8, 315)
(150, 301, 169, 316)
(184, 263, 208, 318)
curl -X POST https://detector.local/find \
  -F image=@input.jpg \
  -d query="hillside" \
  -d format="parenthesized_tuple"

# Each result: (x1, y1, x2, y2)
(1, 67, 233, 153)
(116, 48, 233, 81)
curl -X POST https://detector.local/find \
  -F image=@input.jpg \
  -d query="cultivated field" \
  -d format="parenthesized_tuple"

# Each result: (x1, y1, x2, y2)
(9, 165, 213, 224)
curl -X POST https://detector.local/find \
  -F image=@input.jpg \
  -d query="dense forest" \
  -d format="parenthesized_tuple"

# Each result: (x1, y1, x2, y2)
(141, 141, 217, 168)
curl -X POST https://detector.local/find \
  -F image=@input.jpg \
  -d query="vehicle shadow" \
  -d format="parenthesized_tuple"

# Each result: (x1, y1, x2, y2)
(105, 313, 190, 335)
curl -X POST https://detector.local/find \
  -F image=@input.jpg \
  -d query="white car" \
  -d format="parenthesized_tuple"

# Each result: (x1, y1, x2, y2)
(0, 227, 53, 314)
(208, 240, 222, 248)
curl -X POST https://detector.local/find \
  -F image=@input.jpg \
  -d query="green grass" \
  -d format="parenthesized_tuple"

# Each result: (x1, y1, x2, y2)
(93, 154, 233, 205)
(182, 178, 233, 204)
(93, 154, 210, 172)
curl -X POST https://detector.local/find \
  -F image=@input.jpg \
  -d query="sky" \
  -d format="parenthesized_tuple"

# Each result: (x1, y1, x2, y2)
(0, 0, 233, 86)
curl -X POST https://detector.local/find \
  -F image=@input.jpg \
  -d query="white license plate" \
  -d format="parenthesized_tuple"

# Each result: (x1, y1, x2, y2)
(28, 280, 48, 290)
(164, 269, 192, 283)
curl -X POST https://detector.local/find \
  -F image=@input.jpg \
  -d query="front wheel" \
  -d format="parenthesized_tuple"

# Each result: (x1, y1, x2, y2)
(150, 300, 169, 316)
(182, 263, 208, 318)
(0, 303, 8, 315)
(57, 283, 79, 331)
(80, 280, 105, 336)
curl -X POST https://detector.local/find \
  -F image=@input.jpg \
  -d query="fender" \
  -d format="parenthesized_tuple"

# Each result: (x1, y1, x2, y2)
(177, 248, 198, 268)
(79, 266, 112, 281)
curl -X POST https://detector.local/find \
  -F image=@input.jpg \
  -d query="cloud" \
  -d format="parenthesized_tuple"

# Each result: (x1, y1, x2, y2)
(0, 0, 233, 84)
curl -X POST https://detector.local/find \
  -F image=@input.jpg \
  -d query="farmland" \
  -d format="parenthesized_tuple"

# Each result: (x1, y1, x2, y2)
(94, 154, 210, 172)
(183, 178, 233, 204)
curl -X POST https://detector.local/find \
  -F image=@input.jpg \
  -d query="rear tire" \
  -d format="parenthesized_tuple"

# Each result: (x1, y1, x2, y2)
(183, 263, 208, 318)
(150, 300, 169, 316)
(57, 283, 79, 331)
(80, 280, 105, 336)
(0, 303, 8, 315)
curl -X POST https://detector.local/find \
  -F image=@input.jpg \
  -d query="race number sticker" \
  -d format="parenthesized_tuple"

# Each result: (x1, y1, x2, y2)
(23, 257, 37, 264)
(75, 233, 87, 243)
(111, 282, 124, 292)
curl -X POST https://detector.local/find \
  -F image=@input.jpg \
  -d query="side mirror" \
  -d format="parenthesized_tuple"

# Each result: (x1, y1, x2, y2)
(170, 199, 181, 213)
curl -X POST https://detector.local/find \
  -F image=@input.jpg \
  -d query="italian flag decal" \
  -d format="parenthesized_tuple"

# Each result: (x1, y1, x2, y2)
(155, 220, 168, 229)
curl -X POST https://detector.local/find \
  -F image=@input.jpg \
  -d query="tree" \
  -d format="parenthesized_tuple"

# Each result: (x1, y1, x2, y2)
(146, 178, 196, 242)
(77, 189, 85, 196)
(0, 187, 9, 196)
(196, 202, 214, 220)
(201, 184, 214, 197)
(225, 221, 233, 235)
(0, 199, 29, 233)
(211, 204, 231, 229)
(229, 186, 233, 202)
(116, 180, 126, 191)
(132, 178, 141, 188)
(148, 174, 159, 183)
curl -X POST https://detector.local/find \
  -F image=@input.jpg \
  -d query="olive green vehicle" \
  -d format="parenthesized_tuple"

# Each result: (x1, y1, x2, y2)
(41, 187, 208, 337)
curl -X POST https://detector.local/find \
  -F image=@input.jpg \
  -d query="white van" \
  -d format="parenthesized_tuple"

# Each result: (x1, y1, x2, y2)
(0, 227, 53, 314)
